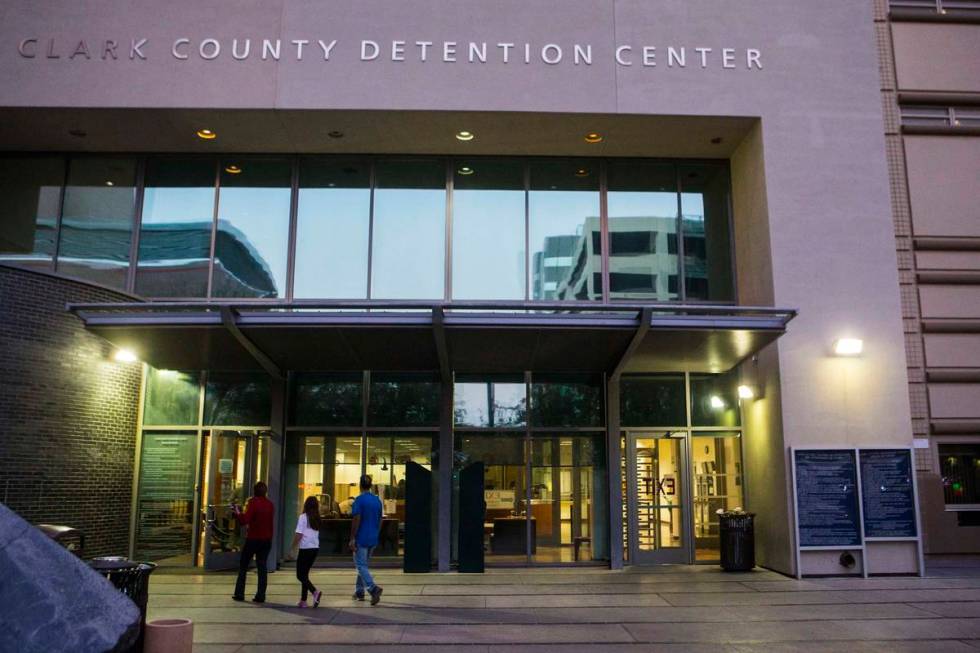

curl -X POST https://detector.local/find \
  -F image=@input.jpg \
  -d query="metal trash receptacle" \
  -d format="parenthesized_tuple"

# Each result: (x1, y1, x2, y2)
(719, 512, 755, 572)
(90, 556, 158, 652)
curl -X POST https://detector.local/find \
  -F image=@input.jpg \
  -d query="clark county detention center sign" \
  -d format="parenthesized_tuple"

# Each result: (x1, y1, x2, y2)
(16, 37, 764, 70)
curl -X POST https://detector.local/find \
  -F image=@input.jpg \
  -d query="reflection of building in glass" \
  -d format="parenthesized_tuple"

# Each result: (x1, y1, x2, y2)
(56, 219, 278, 297)
(532, 215, 708, 301)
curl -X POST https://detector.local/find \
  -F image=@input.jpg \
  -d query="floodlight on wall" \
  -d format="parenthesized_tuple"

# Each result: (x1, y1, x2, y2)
(113, 348, 139, 363)
(737, 385, 757, 400)
(833, 338, 864, 356)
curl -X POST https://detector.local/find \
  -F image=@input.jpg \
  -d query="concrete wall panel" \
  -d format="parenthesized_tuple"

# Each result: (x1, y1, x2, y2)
(928, 383, 980, 419)
(920, 286, 980, 319)
(924, 334, 980, 368)
(905, 137, 980, 238)
(891, 23, 980, 93)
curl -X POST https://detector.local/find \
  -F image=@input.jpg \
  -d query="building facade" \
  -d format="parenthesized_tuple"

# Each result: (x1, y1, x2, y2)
(2, 0, 972, 575)
(875, 0, 980, 554)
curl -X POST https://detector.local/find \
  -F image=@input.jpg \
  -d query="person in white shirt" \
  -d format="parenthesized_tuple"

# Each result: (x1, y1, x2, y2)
(290, 496, 322, 607)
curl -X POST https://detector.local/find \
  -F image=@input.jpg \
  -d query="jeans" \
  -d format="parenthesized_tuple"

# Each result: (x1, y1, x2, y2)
(295, 548, 319, 601)
(234, 538, 271, 600)
(353, 546, 375, 595)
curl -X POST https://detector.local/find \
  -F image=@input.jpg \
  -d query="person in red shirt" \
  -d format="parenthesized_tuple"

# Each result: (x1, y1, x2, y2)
(231, 481, 275, 603)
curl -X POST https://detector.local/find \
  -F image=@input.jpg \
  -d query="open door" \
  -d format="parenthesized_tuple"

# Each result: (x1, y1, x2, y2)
(200, 430, 257, 570)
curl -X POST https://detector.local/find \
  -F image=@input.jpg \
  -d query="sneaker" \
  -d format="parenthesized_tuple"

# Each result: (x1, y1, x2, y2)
(369, 586, 383, 606)
(312, 590, 322, 607)
(352, 592, 365, 601)
(297, 600, 308, 608)
(231, 595, 245, 602)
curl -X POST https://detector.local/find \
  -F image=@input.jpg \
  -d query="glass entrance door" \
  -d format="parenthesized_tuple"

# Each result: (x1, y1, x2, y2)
(625, 432, 690, 564)
(200, 430, 258, 570)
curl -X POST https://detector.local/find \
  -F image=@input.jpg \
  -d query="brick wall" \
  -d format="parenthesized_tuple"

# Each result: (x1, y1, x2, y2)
(0, 264, 142, 557)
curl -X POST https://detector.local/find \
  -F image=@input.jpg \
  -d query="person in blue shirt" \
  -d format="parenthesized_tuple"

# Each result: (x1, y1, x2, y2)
(348, 474, 384, 605)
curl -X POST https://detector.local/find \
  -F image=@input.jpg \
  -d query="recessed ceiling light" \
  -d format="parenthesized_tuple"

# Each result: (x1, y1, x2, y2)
(225, 165, 242, 174)
(68, 129, 87, 138)
(710, 137, 723, 144)
(455, 130, 475, 141)
(584, 132, 603, 143)
(574, 168, 590, 177)
(328, 130, 344, 139)
(457, 166, 474, 175)
(105, 181, 114, 186)
(196, 129, 217, 140)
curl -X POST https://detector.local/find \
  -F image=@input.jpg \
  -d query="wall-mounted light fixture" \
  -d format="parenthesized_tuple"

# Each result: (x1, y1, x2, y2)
(833, 338, 864, 356)
(113, 348, 139, 363)
(737, 385, 758, 400)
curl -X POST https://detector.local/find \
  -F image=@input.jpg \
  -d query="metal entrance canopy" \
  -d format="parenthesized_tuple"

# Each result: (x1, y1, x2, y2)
(67, 300, 796, 378)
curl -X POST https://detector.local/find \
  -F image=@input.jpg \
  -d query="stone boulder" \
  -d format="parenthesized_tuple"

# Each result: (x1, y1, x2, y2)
(0, 502, 140, 653)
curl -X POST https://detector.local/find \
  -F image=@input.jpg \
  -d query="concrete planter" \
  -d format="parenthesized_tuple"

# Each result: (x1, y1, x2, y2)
(144, 618, 193, 653)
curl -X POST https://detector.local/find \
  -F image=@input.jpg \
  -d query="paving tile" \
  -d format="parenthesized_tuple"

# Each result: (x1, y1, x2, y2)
(194, 624, 405, 645)
(625, 618, 980, 644)
(330, 605, 731, 625)
(238, 646, 490, 653)
(397, 623, 636, 644)
(729, 642, 978, 652)
(147, 606, 339, 624)
(660, 588, 980, 607)
(421, 581, 753, 595)
(484, 594, 671, 608)
(907, 602, 980, 618)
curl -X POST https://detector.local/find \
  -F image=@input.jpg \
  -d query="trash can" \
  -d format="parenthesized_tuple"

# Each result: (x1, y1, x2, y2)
(718, 511, 755, 571)
(36, 524, 85, 558)
(90, 556, 157, 652)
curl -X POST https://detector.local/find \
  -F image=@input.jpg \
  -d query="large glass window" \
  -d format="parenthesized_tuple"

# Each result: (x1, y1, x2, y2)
(57, 157, 137, 289)
(529, 160, 602, 301)
(212, 158, 291, 298)
(294, 159, 370, 299)
(284, 435, 365, 559)
(134, 431, 199, 563)
(680, 164, 734, 301)
(607, 161, 679, 300)
(0, 156, 64, 268)
(452, 159, 525, 299)
(691, 432, 743, 561)
(136, 158, 215, 298)
(290, 373, 363, 427)
(143, 368, 200, 426)
(454, 375, 526, 428)
(531, 434, 608, 563)
(368, 372, 440, 427)
(371, 159, 446, 299)
(940, 444, 980, 506)
(366, 434, 435, 556)
(689, 373, 741, 428)
(454, 431, 528, 563)
(203, 372, 271, 427)
(621, 375, 686, 426)
(530, 373, 604, 427)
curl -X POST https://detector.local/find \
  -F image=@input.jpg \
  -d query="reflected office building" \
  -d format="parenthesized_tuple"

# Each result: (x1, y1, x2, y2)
(1, 0, 974, 576)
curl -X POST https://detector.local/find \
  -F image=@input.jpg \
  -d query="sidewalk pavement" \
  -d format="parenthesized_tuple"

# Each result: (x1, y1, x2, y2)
(146, 561, 980, 652)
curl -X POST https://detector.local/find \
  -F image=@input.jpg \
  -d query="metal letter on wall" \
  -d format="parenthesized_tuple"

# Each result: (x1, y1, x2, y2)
(458, 462, 485, 573)
(403, 461, 432, 573)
